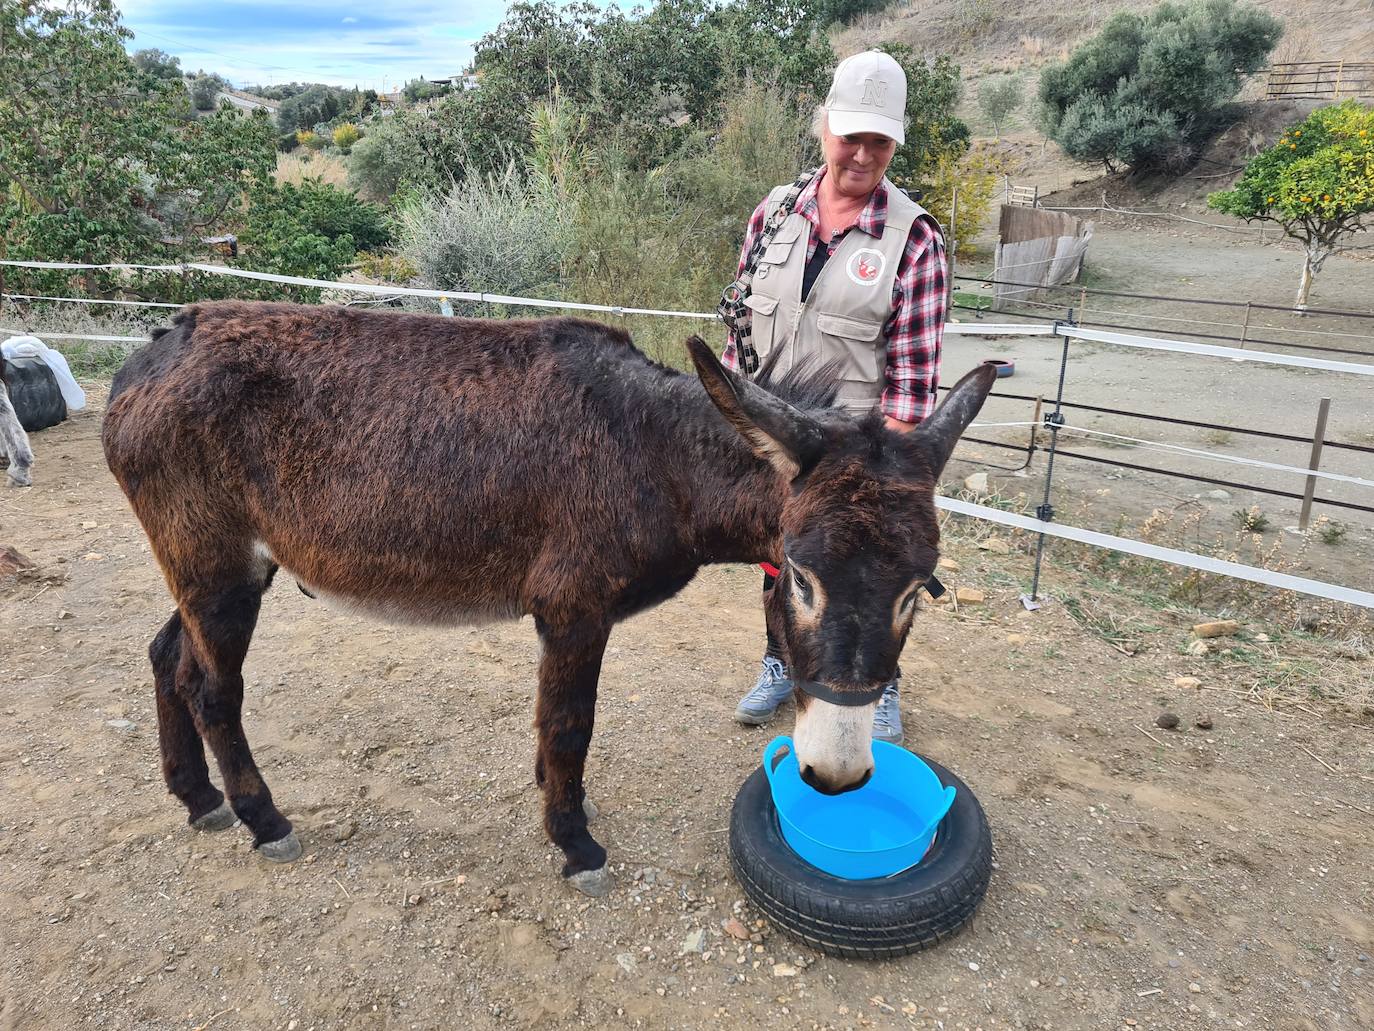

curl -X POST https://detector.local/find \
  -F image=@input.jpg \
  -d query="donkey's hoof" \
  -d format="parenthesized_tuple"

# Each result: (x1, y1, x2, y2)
(566, 864, 612, 897)
(6, 468, 31, 488)
(191, 801, 238, 832)
(257, 832, 303, 863)
(583, 797, 599, 822)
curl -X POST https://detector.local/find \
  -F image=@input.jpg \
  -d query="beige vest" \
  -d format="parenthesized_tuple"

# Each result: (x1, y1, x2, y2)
(743, 178, 926, 413)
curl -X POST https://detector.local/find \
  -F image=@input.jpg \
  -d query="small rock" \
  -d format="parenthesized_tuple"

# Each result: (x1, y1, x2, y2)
(1173, 676, 1201, 690)
(968, 962, 980, 972)
(615, 953, 639, 975)
(772, 963, 799, 977)
(722, 918, 750, 941)
(82, 552, 104, 562)
(680, 929, 706, 955)
(1188, 982, 1202, 994)
(105, 719, 136, 733)
(1007, 633, 1026, 645)
(1202, 489, 1232, 501)
(57, 609, 73, 620)
(963, 472, 990, 496)
(1055, 976, 1068, 987)
(1192, 620, 1240, 639)
(81, 520, 98, 529)
(1358, 953, 1369, 964)
(1195, 716, 1213, 730)
(939, 557, 961, 573)
(1254, 633, 1271, 643)
(1155, 713, 1181, 731)
(1186, 639, 1210, 656)
(955, 587, 986, 605)
(978, 537, 1012, 555)
(1168, 959, 1181, 969)
(333, 821, 358, 842)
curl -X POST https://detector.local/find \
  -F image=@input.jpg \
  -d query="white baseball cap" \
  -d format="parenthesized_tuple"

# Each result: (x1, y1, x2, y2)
(825, 50, 906, 144)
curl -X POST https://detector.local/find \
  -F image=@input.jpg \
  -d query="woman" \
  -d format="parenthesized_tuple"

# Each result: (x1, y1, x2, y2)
(725, 50, 948, 746)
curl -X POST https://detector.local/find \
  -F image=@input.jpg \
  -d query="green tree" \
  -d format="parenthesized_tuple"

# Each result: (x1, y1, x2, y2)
(277, 84, 347, 135)
(875, 44, 970, 191)
(403, 77, 445, 103)
(190, 72, 227, 111)
(130, 46, 181, 79)
(0, 0, 275, 297)
(1038, 0, 1280, 171)
(1209, 102, 1374, 309)
(977, 75, 1022, 141)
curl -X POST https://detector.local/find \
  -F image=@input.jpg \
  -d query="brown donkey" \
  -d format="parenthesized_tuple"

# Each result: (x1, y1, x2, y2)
(102, 301, 995, 895)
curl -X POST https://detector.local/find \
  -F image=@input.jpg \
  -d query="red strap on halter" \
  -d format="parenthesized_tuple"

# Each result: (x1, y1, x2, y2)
(759, 562, 780, 577)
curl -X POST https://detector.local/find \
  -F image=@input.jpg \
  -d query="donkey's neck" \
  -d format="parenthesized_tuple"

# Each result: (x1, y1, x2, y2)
(660, 377, 789, 567)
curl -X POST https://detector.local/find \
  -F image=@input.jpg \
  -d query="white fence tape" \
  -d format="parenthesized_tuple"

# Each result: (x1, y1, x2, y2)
(6, 259, 1373, 608)
(936, 497, 1374, 609)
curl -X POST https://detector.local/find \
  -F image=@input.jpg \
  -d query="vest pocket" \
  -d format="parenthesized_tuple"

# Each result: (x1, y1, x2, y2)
(744, 293, 780, 359)
(815, 313, 884, 384)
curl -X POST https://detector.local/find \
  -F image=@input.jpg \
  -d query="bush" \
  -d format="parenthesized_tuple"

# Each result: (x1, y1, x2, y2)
(296, 129, 324, 151)
(241, 180, 391, 289)
(916, 145, 1005, 259)
(976, 75, 1022, 140)
(394, 163, 565, 299)
(1038, 0, 1281, 171)
(332, 123, 360, 153)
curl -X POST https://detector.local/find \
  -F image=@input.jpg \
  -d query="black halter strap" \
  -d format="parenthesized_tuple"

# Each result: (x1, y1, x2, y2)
(793, 679, 889, 707)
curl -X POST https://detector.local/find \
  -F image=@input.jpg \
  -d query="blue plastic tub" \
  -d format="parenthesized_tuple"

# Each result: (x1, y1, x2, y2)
(763, 735, 956, 880)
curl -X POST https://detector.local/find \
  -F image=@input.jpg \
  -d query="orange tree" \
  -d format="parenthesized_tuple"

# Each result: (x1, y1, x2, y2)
(1209, 101, 1374, 309)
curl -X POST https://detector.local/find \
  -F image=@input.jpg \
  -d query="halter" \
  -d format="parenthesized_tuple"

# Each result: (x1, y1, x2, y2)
(784, 575, 945, 709)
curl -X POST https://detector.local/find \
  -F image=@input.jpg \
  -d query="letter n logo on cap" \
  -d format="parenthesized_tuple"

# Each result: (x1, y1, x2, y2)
(861, 78, 887, 108)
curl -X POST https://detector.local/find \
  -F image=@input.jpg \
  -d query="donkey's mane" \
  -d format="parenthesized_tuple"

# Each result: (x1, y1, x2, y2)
(751, 351, 842, 414)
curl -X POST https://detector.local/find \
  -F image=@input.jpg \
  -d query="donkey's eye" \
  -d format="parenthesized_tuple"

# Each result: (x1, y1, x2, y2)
(790, 565, 814, 606)
(900, 588, 919, 614)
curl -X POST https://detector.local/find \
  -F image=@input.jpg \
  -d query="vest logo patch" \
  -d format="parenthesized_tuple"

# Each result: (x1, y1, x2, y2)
(847, 248, 885, 286)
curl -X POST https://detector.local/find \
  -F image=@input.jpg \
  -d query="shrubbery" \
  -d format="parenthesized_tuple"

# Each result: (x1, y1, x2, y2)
(1038, 0, 1281, 172)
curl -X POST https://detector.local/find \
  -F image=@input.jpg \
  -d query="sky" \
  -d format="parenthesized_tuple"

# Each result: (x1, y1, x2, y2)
(117, 0, 511, 91)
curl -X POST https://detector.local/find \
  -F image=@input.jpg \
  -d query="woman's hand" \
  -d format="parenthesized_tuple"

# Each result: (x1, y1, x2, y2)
(884, 415, 918, 434)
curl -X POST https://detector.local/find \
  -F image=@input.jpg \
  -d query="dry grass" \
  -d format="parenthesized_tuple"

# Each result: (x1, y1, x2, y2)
(275, 150, 350, 189)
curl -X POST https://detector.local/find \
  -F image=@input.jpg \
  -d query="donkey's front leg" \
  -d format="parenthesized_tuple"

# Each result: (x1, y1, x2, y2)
(533, 616, 611, 895)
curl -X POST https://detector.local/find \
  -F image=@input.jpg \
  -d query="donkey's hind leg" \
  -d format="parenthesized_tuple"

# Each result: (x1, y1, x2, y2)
(175, 570, 298, 861)
(533, 615, 612, 895)
(150, 611, 234, 830)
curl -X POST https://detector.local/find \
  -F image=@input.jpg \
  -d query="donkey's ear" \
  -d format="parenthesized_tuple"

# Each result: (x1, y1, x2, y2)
(913, 362, 998, 475)
(687, 336, 824, 481)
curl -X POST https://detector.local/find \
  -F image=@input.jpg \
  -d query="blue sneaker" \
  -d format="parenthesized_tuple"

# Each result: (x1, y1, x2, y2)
(872, 681, 903, 745)
(734, 657, 793, 725)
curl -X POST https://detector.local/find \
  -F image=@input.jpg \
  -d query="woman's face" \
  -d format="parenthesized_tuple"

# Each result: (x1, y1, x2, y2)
(821, 126, 898, 200)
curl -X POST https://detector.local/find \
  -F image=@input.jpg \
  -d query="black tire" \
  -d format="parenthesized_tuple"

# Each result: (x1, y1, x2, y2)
(728, 755, 993, 960)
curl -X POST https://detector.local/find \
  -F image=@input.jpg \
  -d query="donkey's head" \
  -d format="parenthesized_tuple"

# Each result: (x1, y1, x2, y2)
(689, 338, 996, 794)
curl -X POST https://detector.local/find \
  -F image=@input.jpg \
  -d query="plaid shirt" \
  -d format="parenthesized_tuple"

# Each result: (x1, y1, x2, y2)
(723, 169, 947, 423)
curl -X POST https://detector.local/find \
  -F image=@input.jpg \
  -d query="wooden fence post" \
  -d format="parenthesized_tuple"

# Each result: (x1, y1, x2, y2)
(1298, 397, 1331, 531)
(1238, 301, 1252, 346)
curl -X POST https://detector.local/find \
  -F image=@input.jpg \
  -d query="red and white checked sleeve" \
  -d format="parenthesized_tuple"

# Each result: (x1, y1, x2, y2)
(880, 218, 947, 424)
(721, 198, 769, 372)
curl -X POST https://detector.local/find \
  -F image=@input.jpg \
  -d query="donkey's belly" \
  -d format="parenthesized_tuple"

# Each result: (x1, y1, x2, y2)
(255, 541, 524, 628)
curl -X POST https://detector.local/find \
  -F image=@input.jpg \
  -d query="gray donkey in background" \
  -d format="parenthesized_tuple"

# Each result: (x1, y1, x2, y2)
(0, 362, 34, 486)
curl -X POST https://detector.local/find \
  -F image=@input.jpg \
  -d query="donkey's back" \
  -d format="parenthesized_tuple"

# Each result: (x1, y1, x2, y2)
(104, 301, 694, 626)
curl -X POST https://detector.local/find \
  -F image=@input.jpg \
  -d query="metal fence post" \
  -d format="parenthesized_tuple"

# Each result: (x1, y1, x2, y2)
(1298, 397, 1331, 531)
(1025, 309, 1075, 607)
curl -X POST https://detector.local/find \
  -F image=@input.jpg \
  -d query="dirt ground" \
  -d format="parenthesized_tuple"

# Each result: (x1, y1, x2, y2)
(2, 371, 1373, 1031)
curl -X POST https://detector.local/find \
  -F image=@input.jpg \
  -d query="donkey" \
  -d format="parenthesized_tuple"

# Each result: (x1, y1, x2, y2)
(0, 361, 34, 487)
(102, 301, 995, 895)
